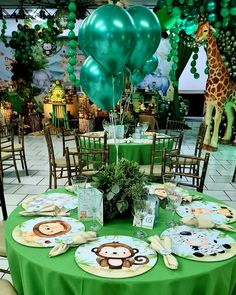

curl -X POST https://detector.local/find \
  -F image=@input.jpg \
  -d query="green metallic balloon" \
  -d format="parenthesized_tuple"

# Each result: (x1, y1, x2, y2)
(69, 40, 77, 49)
(69, 73, 76, 81)
(86, 4, 136, 75)
(78, 16, 90, 57)
(206, 0, 217, 12)
(80, 56, 125, 112)
(68, 12, 76, 21)
(68, 48, 75, 57)
(67, 21, 75, 30)
(156, 8, 177, 31)
(126, 6, 161, 70)
(208, 12, 217, 23)
(67, 65, 74, 74)
(141, 54, 158, 75)
(69, 56, 77, 65)
(68, 31, 75, 39)
(68, 2, 76, 12)
(172, 7, 181, 17)
(130, 70, 145, 86)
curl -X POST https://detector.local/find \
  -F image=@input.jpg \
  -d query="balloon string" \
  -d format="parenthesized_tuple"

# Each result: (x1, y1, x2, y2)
(121, 83, 134, 126)
(111, 75, 119, 164)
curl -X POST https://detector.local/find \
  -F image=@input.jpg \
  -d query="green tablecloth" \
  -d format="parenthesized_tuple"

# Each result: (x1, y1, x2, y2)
(4, 189, 236, 295)
(108, 142, 153, 164)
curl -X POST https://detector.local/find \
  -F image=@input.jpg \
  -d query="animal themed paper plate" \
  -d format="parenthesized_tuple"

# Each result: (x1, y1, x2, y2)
(161, 225, 236, 262)
(75, 235, 157, 278)
(22, 192, 78, 212)
(176, 201, 236, 224)
(12, 217, 85, 247)
(146, 184, 189, 200)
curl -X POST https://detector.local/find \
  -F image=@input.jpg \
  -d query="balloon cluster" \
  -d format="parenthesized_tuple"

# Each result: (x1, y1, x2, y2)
(218, 29, 236, 79)
(7, 22, 60, 67)
(67, 0, 80, 87)
(155, 0, 236, 82)
(0, 18, 7, 46)
(79, 4, 161, 112)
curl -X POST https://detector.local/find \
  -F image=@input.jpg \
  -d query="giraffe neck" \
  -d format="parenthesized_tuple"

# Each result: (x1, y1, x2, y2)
(206, 33, 228, 79)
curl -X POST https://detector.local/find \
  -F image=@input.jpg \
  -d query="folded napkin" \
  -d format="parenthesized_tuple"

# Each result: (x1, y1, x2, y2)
(181, 215, 236, 232)
(148, 235, 178, 270)
(181, 194, 202, 203)
(49, 231, 97, 257)
(20, 205, 69, 217)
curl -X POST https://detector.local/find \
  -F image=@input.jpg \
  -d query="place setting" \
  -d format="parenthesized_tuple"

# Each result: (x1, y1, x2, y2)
(21, 192, 78, 216)
(147, 174, 236, 265)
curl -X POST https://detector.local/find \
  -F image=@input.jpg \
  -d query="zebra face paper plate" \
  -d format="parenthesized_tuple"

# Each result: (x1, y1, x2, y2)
(176, 201, 236, 224)
(161, 225, 236, 262)
(75, 235, 157, 278)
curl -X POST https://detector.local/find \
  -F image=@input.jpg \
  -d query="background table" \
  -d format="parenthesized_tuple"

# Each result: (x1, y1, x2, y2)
(4, 189, 236, 295)
(84, 132, 169, 165)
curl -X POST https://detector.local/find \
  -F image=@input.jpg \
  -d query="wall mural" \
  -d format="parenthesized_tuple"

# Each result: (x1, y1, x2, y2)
(0, 38, 85, 95)
(138, 38, 172, 97)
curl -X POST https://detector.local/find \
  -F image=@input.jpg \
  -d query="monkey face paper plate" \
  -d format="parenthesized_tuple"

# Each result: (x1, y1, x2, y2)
(161, 225, 236, 262)
(12, 217, 85, 247)
(75, 235, 157, 278)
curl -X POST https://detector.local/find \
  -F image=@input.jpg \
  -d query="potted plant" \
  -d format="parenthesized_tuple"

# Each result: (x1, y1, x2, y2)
(92, 159, 148, 220)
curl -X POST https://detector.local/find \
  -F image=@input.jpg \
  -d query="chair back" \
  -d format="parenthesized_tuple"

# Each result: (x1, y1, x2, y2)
(74, 131, 108, 174)
(150, 132, 184, 178)
(139, 114, 159, 132)
(0, 172, 7, 220)
(0, 125, 14, 171)
(165, 118, 185, 135)
(0, 124, 21, 183)
(194, 122, 207, 157)
(163, 152, 210, 192)
(61, 126, 77, 156)
(44, 126, 56, 166)
(17, 117, 25, 146)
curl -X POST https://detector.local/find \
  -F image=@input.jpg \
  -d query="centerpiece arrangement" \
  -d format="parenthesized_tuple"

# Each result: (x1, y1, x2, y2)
(91, 159, 148, 220)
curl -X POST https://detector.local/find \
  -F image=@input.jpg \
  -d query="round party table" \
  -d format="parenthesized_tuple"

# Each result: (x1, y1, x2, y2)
(84, 131, 170, 164)
(4, 188, 236, 295)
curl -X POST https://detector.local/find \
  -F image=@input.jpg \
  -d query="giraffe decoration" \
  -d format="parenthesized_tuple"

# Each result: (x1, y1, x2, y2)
(195, 22, 236, 151)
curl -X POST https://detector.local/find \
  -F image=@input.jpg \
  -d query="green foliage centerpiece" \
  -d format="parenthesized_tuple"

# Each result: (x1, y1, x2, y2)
(92, 159, 148, 221)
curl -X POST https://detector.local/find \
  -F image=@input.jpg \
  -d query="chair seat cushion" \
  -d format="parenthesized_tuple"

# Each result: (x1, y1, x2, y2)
(2, 143, 22, 152)
(1, 152, 12, 161)
(0, 279, 17, 295)
(68, 147, 77, 153)
(55, 155, 79, 168)
(13, 143, 23, 152)
(177, 157, 199, 165)
(0, 221, 6, 256)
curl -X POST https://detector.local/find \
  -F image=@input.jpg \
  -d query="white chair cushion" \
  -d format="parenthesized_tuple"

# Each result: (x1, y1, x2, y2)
(2, 143, 22, 152)
(0, 221, 6, 256)
(55, 155, 79, 168)
(1, 152, 12, 161)
(0, 279, 17, 295)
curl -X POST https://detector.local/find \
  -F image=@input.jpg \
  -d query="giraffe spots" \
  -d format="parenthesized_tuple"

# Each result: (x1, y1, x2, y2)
(217, 84, 222, 92)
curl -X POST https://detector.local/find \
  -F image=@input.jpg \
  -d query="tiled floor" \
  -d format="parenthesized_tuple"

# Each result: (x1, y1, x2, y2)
(1, 118, 236, 281)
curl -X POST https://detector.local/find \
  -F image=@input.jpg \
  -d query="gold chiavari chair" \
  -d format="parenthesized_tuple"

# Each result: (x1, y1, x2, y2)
(44, 126, 79, 189)
(139, 132, 184, 180)
(0, 125, 20, 183)
(163, 151, 210, 192)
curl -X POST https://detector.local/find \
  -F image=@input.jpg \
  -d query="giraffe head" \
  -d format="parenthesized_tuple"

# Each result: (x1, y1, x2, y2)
(194, 22, 215, 42)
